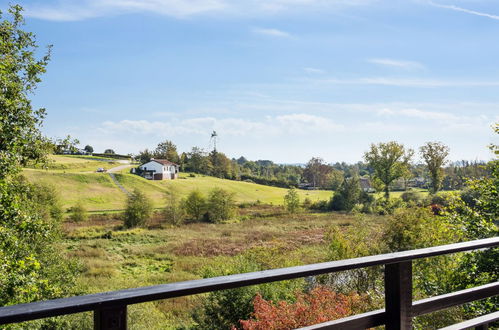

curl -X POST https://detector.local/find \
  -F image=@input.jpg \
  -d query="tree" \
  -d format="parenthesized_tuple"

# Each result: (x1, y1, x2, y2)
(330, 176, 361, 212)
(154, 140, 179, 163)
(0, 5, 79, 310)
(124, 189, 153, 228)
(364, 142, 413, 199)
(104, 149, 115, 154)
(183, 190, 206, 221)
(137, 148, 153, 164)
(83, 145, 94, 154)
(206, 188, 236, 223)
(163, 188, 186, 226)
(420, 142, 450, 194)
(55, 135, 80, 154)
(303, 157, 332, 188)
(283, 188, 300, 213)
(68, 202, 88, 222)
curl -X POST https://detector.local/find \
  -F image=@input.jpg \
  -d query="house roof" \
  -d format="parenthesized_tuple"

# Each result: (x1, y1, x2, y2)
(150, 159, 178, 166)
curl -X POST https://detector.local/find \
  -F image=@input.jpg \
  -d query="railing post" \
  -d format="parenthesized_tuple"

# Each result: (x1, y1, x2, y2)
(94, 306, 127, 330)
(385, 261, 412, 330)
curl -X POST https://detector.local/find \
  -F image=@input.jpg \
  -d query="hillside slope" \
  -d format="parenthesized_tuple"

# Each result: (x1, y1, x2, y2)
(23, 156, 332, 212)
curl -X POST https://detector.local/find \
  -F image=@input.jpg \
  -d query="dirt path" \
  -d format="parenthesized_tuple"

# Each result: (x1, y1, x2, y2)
(108, 173, 130, 195)
(107, 164, 133, 173)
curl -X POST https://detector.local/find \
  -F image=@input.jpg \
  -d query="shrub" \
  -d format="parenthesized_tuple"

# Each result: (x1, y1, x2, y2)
(302, 197, 312, 209)
(400, 190, 423, 205)
(238, 287, 363, 330)
(68, 203, 88, 222)
(309, 199, 329, 211)
(373, 197, 405, 215)
(329, 177, 361, 212)
(183, 190, 206, 221)
(163, 189, 186, 226)
(124, 189, 153, 228)
(283, 188, 300, 213)
(206, 188, 236, 223)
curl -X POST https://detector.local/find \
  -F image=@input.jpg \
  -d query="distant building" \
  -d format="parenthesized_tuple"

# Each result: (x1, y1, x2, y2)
(138, 159, 179, 180)
(360, 177, 375, 193)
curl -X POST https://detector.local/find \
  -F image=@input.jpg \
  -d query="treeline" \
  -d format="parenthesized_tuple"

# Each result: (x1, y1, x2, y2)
(136, 140, 490, 192)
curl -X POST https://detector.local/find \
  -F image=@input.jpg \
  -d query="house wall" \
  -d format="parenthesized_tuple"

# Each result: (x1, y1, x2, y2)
(139, 161, 178, 180)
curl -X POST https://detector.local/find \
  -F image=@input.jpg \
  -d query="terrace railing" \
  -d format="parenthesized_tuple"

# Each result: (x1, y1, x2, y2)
(0, 237, 498, 330)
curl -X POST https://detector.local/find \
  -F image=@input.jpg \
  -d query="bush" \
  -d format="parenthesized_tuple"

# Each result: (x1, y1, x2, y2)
(239, 288, 363, 329)
(163, 189, 186, 226)
(124, 189, 153, 228)
(183, 190, 206, 221)
(309, 199, 329, 211)
(193, 246, 305, 329)
(283, 188, 300, 213)
(302, 197, 312, 209)
(400, 190, 423, 205)
(68, 203, 88, 222)
(205, 188, 236, 223)
(373, 197, 405, 215)
(329, 177, 361, 212)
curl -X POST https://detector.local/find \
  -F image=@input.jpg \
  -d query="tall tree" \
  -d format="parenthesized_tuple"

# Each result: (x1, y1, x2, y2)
(420, 142, 450, 194)
(154, 140, 179, 163)
(364, 141, 413, 199)
(303, 157, 332, 188)
(1, 5, 78, 308)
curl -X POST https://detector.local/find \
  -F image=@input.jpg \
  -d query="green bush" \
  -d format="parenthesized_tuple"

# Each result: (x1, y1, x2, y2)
(400, 190, 423, 206)
(163, 189, 186, 226)
(193, 246, 305, 329)
(124, 189, 153, 228)
(329, 177, 361, 212)
(68, 203, 88, 222)
(183, 190, 206, 221)
(205, 188, 236, 223)
(283, 188, 300, 213)
(373, 197, 405, 215)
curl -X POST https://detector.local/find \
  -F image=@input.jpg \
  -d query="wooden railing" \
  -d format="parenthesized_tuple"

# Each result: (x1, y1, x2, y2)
(0, 237, 498, 330)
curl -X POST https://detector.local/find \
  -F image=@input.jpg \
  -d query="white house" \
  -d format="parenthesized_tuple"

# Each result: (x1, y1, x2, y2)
(138, 159, 179, 180)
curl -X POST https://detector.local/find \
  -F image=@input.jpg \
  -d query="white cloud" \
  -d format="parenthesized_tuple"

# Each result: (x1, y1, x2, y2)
(428, 1, 499, 21)
(100, 113, 343, 138)
(252, 27, 291, 38)
(367, 58, 425, 70)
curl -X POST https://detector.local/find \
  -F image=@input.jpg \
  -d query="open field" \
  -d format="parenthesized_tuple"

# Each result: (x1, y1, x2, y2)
(23, 155, 332, 211)
(61, 207, 383, 328)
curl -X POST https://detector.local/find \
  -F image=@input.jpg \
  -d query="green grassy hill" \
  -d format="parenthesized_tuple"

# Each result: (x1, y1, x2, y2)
(23, 156, 332, 212)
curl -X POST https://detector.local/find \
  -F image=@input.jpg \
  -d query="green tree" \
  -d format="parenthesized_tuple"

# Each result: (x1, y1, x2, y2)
(420, 141, 450, 194)
(154, 140, 179, 163)
(206, 188, 236, 223)
(364, 141, 413, 199)
(303, 157, 332, 188)
(83, 145, 93, 154)
(124, 189, 153, 228)
(68, 202, 88, 222)
(104, 148, 115, 154)
(330, 176, 361, 212)
(0, 5, 79, 311)
(283, 188, 300, 213)
(183, 190, 206, 221)
(163, 188, 186, 226)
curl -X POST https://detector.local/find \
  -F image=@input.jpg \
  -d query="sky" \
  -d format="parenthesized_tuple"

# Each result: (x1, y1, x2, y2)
(3, 0, 499, 163)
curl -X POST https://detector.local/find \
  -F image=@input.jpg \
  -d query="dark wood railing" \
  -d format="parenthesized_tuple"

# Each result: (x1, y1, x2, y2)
(0, 237, 498, 329)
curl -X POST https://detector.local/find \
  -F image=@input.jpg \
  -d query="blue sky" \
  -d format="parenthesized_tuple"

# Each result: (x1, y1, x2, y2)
(4, 0, 499, 163)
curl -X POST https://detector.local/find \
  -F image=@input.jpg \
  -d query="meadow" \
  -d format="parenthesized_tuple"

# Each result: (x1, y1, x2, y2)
(60, 206, 383, 328)
(23, 155, 332, 212)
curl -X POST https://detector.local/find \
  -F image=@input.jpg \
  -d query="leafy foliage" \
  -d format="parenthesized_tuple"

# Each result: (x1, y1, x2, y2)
(238, 287, 363, 330)
(364, 141, 413, 199)
(68, 202, 88, 222)
(206, 188, 237, 223)
(124, 189, 153, 228)
(420, 142, 450, 194)
(163, 188, 186, 226)
(330, 176, 360, 212)
(283, 188, 300, 213)
(183, 190, 206, 221)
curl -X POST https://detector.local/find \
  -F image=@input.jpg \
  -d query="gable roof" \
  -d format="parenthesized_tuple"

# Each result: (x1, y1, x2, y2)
(150, 159, 178, 166)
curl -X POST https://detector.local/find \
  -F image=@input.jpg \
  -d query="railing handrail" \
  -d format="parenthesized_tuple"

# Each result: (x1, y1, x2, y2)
(0, 236, 498, 326)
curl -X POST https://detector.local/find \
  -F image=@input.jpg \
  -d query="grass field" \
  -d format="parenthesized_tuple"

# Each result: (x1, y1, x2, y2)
(23, 155, 332, 211)
(60, 207, 382, 328)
